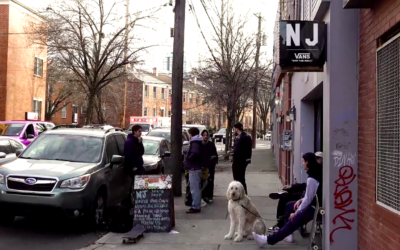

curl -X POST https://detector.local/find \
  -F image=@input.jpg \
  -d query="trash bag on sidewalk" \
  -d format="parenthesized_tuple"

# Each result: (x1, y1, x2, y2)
(184, 169, 209, 207)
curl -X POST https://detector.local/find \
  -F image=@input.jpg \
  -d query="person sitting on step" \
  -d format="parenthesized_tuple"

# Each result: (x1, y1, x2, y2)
(252, 152, 323, 247)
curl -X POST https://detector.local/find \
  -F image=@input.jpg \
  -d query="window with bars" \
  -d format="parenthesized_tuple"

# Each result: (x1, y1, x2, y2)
(34, 57, 43, 77)
(377, 36, 400, 213)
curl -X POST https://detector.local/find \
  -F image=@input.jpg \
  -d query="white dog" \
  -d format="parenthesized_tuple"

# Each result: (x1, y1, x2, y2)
(224, 181, 267, 242)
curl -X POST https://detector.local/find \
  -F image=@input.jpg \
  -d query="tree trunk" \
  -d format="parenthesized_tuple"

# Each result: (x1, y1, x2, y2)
(85, 93, 96, 125)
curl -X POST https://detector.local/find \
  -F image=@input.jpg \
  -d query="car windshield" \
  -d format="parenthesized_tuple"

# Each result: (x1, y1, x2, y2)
(147, 131, 171, 141)
(129, 124, 151, 132)
(20, 134, 103, 163)
(0, 123, 25, 136)
(218, 128, 226, 134)
(142, 139, 159, 155)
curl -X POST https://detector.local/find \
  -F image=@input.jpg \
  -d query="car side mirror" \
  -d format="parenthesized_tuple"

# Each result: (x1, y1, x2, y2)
(27, 134, 35, 139)
(0, 152, 6, 158)
(15, 149, 23, 157)
(111, 155, 123, 166)
(183, 141, 189, 146)
(163, 151, 171, 157)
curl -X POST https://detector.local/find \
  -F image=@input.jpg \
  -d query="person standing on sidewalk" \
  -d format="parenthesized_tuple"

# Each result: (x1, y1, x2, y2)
(201, 130, 218, 203)
(232, 122, 252, 195)
(124, 124, 145, 178)
(184, 127, 204, 213)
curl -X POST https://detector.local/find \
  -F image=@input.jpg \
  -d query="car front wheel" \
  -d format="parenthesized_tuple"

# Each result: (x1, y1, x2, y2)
(85, 190, 106, 228)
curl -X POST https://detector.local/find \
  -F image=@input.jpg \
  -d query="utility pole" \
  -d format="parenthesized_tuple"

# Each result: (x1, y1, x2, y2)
(171, 0, 185, 196)
(121, 0, 130, 129)
(252, 13, 262, 149)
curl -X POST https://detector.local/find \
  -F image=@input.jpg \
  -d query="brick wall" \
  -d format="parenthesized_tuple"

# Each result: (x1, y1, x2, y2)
(3, 5, 46, 121)
(0, 5, 9, 121)
(124, 79, 144, 129)
(359, 1, 400, 249)
(51, 103, 79, 125)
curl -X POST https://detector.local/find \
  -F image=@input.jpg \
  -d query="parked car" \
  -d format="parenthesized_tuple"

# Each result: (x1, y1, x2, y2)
(0, 128, 131, 226)
(0, 136, 26, 165)
(213, 128, 226, 142)
(147, 128, 190, 160)
(265, 131, 271, 140)
(182, 124, 207, 134)
(142, 136, 172, 174)
(0, 121, 55, 146)
(125, 123, 153, 136)
(147, 128, 190, 142)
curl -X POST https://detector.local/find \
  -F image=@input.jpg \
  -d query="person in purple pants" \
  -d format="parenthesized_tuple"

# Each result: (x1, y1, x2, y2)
(252, 152, 322, 247)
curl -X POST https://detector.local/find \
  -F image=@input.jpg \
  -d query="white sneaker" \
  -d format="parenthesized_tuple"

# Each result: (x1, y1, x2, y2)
(201, 199, 208, 207)
(252, 232, 268, 248)
(283, 234, 294, 243)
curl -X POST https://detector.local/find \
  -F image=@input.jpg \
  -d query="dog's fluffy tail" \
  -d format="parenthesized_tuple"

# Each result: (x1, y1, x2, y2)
(253, 218, 267, 235)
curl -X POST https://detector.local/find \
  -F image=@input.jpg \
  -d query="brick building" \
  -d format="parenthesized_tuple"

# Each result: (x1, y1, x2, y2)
(51, 103, 80, 125)
(356, 0, 400, 249)
(0, 0, 47, 121)
(127, 69, 219, 129)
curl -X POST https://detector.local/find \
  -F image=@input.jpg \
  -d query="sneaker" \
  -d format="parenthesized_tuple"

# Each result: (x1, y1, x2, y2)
(201, 199, 208, 207)
(283, 234, 294, 243)
(252, 232, 268, 248)
(186, 208, 201, 213)
(268, 225, 280, 232)
(208, 198, 213, 203)
(269, 190, 288, 200)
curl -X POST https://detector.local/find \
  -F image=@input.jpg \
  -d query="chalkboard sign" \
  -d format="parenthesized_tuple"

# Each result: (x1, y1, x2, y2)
(133, 175, 175, 233)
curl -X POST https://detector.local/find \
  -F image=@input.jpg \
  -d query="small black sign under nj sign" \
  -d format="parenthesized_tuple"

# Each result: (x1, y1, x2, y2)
(279, 21, 327, 72)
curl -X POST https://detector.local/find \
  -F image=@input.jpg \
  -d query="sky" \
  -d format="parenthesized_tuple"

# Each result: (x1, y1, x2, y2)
(18, 0, 279, 72)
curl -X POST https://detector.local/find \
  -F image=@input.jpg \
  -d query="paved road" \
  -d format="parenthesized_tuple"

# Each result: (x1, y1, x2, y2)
(0, 215, 104, 250)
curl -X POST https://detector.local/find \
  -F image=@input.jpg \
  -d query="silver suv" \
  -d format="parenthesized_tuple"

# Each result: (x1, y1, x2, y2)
(0, 128, 131, 226)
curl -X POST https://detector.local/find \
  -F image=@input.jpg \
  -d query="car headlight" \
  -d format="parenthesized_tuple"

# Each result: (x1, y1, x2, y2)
(60, 174, 91, 189)
(0, 174, 4, 184)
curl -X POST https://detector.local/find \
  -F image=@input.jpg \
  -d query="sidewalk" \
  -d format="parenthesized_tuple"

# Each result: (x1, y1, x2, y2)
(80, 143, 309, 250)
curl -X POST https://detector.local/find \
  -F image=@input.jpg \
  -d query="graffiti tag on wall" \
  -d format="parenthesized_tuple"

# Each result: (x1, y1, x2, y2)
(330, 165, 357, 243)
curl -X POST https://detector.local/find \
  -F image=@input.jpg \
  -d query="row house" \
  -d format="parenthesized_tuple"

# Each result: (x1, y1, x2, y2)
(123, 69, 219, 129)
(0, 0, 47, 121)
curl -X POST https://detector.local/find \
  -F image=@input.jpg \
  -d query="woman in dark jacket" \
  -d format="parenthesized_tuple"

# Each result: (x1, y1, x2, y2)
(252, 152, 322, 246)
(201, 130, 218, 203)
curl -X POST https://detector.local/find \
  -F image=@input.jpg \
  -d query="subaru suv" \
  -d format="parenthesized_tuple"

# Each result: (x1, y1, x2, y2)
(0, 128, 131, 226)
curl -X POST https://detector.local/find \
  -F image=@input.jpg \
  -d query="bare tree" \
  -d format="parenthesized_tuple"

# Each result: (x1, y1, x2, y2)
(27, 0, 160, 124)
(190, 0, 261, 153)
(45, 59, 79, 121)
(257, 78, 272, 134)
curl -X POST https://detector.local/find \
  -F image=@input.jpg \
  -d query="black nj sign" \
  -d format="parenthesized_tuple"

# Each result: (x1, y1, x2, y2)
(279, 21, 327, 69)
